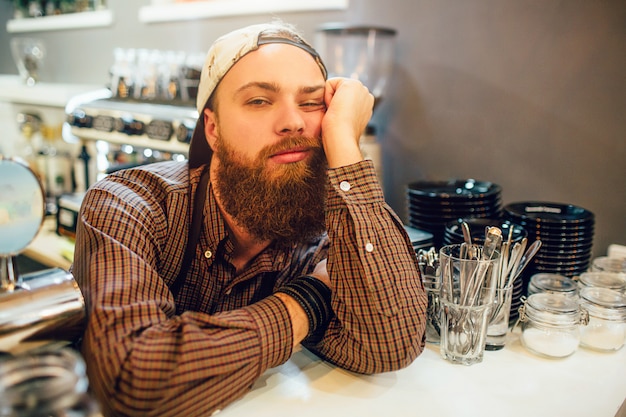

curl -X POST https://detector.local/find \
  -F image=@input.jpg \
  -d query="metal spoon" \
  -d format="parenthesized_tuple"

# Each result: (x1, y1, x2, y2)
(507, 239, 543, 287)
(459, 221, 473, 299)
(506, 238, 527, 282)
(462, 221, 472, 246)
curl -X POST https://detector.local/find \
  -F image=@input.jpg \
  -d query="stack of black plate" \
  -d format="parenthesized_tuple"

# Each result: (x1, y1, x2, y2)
(504, 202, 595, 290)
(406, 179, 502, 249)
(443, 217, 528, 323)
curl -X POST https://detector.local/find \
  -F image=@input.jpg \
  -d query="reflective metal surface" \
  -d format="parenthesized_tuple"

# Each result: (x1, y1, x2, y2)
(0, 268, 86, 354)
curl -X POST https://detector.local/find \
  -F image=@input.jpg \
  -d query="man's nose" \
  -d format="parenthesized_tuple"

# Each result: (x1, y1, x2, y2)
(277, 104, 305, 135)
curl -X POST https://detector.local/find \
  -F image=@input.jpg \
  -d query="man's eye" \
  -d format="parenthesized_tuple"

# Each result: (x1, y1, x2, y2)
(247, 98, 269, 105)
(302, 101, 325, 109)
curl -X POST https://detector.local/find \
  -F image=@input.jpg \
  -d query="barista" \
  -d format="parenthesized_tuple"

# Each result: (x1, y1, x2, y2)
(72, 21, 427, 416)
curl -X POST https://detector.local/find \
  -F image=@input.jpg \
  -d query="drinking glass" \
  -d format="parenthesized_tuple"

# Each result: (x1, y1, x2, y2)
(423, 271, 441, 344)
(10, 38, 45, 86)
(440, 294, 492, 365)
(438, 244, 499, 365)
(486, 284, 514, 350)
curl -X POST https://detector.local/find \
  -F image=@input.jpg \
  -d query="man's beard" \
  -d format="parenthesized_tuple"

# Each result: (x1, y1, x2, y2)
(212, 134, 328, 246)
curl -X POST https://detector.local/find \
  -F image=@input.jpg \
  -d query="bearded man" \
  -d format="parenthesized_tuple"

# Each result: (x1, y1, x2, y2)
(72, 21, 427, 417)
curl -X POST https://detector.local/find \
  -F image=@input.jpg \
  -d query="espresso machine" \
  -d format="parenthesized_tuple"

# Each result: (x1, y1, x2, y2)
(0, 156, 95, 414)
(58, 47, 201, 239)
(63, 87, 195, 192)
(315, 24, 397, 186)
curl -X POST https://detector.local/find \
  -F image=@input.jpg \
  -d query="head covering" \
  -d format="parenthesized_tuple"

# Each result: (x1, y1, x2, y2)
(188, 22, 328, 168)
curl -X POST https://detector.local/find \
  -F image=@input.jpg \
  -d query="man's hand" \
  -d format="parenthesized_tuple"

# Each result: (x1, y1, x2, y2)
(321, 77, 375, 169)
(309, 258, 330, 288)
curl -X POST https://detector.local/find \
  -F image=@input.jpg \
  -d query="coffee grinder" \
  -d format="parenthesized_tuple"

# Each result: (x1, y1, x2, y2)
(315, 24, 397, 186)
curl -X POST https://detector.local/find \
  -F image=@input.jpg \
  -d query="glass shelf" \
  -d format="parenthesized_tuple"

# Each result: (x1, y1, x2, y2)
(139, 0, 348, 23)
(6, 10, 114, 33)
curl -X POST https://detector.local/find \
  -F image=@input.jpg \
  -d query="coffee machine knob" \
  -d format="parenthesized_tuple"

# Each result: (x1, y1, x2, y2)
(67, 109, 93, 128)
(146, 120, 174, 141)
(175, 120, 195, 143)
(115, 116, 144, 136)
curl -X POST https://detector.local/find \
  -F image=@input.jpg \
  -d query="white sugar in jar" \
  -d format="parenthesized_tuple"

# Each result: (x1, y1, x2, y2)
(519, 293, 588, 359)
(578, 287, 626, 352)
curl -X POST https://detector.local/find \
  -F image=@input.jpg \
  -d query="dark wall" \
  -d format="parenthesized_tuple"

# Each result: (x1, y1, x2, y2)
(2, 0, 624, 257)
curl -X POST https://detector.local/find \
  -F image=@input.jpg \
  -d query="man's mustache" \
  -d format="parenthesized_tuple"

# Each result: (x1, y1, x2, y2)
(258, 135, 323, 160)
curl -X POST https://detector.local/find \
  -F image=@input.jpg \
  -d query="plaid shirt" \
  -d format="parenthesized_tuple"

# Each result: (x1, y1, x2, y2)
(73, 159, 426, 417)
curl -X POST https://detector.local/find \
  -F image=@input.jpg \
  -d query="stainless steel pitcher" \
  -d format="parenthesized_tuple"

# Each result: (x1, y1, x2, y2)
(0, 268, 86, 354)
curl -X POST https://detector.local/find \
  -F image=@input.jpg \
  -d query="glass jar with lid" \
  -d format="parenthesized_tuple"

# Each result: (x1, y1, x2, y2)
(577, 271, 626, 294)
(578, 287, 626, 352)
(527, 273, 578, 298)
(590, 256, 626, 273)
(518, 293, 588, 358)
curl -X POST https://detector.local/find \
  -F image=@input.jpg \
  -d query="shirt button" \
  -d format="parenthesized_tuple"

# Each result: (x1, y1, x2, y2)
(365, 242, 374, 252)
(340, 181, 351, 191)
(225, 289, 232, 295)
(204, 250, 213, 259)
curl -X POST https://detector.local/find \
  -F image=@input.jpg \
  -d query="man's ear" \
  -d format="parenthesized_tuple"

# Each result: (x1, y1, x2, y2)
(203, 107, 219, 151)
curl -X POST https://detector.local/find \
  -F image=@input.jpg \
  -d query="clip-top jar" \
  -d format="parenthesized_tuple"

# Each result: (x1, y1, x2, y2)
(578, 287, 626, 352)
(590, 256, 626, 273)
(577, 271, 626, 293)
(519, 293, 588, 358)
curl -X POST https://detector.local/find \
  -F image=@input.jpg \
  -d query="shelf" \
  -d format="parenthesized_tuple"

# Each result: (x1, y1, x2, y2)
(6, 10, 114, 33)
(0, 75, 103, 108)
(139, 0, 349, 23)
(68, 127, 190, 154)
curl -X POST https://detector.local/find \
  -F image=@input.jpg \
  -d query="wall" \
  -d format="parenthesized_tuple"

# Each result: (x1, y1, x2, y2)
(1, 0, 625, 257)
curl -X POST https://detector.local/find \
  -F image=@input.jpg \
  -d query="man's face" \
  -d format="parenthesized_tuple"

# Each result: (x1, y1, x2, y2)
(207, 42, 327, 166)
(206, 43, 329, 244)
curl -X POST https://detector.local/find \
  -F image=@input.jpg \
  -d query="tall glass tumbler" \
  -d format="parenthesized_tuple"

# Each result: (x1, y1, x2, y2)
(438, 244, 500, 365)
(486, 284, 514, 350)
(418, 250, 441, 344)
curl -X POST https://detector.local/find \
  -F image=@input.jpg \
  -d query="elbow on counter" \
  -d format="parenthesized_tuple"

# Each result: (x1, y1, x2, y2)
(322, 331, 426, 376)
(316, 309, 428, 375)
(360, 287, 428, 374)
(363, 322, 427, 375)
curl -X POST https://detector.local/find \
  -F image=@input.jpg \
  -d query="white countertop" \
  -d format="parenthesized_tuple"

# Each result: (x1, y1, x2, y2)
(220, 332, 626, 417)
(22, 225, 626, 416)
